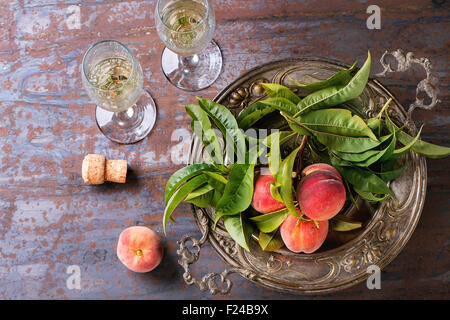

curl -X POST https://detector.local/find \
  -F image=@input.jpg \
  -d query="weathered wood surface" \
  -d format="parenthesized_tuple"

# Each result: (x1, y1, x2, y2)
(0, 0, 448, 299)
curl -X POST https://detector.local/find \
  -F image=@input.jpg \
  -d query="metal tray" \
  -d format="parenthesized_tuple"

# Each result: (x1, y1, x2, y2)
(177, 50, 439, 295)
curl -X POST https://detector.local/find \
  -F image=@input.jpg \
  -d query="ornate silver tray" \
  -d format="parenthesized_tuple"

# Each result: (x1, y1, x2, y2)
(177, 50, 439, 295)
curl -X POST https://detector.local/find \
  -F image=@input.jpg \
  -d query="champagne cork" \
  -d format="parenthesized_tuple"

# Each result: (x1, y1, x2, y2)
(82, 154, 106, 184)
(82, 154, 127, 184)
(105, 160, 127, 183)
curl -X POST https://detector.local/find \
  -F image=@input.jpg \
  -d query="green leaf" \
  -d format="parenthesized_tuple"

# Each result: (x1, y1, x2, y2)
(330, 215, 362, 231)
(296, 108, 378, 141)
(258, 229, 284, 251)
(353, 133, 397, 167)
(184, 104, 223, 165)
(344, 179, 358, 209)
(237, 101, 275, 130)
(314, 131, 383, 153)
(366, 117, 382, 133)
(261, 83, 301, 104)
(376, 162, 406, 182)
(203, 171, 228, 185)
(163, 174, 209, 234)
(258, 97, 300, 116)
(269, 183, 283, 202)
(390, 125, 423, 159)
(185, 183, 214, 201)
(295, 52, 371, 116)
(329, 152, 352, 167)
(185, 190, 214, 208)
(250, 208, 289, 233)
(223, 214, 254, 251)
(207, 174, 226, 207)
(385, 110, 450, 159)
(215, 164, 255, 215)
(286, 121, 311, 136)
(334, 134, 393, 162)
(213, 211, 226, 229)
(335, 165, 395, 198)
(261, 131, 296, 148)
(279, 111, 311, 136)
(278, 146, 301, 217)
(197, 98, 247, 161)
(354, 188, 390, 202)
(290, 61, 357, 92)
(165, 164, 218, 206)
(184, 179, 215, 209)
(379, 131, 397, 162)
(335, 149, 378, 162)
(283, 111, 382, 153)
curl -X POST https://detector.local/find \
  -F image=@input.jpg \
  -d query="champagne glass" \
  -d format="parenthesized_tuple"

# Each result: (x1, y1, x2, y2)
(81, 40, 157, 144)
(155, 0, 222, 91)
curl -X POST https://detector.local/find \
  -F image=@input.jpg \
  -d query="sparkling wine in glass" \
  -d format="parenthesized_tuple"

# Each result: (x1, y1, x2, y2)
(82, 40, 157, 144)
(155, 0, 222, 91)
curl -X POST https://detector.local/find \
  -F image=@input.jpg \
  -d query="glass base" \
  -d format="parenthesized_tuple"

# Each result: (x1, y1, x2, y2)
(95, 89, 157, 144)
(161, 40, 223, 91)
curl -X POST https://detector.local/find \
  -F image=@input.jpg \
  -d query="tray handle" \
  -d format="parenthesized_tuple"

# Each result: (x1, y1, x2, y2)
(375, 49, 441, 120)
(177, 228, 235, 295)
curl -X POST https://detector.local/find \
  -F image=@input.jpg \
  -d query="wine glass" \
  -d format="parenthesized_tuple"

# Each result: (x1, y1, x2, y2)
(81, 40, 157, 144)
(155, 0, 222, 91)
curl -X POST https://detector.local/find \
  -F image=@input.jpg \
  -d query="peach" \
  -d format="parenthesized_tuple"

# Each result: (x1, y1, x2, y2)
(297, 179, 346, 221)
(297, 163, 346, 221)
(299, 170, 341, 192)
(280, 213, 329, 253)
(251, 173, 286, 214)
(301, 163, 342, 181)
(117, 226, 163, 273)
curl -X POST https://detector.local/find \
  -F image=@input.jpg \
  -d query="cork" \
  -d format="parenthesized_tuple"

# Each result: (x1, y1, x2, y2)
(82, 154, 127, 184)
(105, 160, 127, 183)
(82, 154, 106, 185)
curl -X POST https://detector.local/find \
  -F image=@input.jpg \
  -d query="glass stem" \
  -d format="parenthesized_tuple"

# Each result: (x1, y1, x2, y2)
(179, 54, 200, 70)
(113, 104, 142, 129)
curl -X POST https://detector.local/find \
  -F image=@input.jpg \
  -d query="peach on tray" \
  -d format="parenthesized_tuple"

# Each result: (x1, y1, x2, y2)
(297, 163, 346, 221)
(251, 173, 286, 214)
(301, 163, 342, 181)
(280, 213, 329, 253)
(117, 226, 163, 273)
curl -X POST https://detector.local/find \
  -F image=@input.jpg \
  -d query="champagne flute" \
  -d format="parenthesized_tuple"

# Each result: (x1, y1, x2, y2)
(81, 40, 157, 144)
(155, 0, 222, 91)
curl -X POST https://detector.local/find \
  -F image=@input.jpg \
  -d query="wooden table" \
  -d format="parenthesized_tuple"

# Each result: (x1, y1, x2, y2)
(0, 0, 448, 299)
